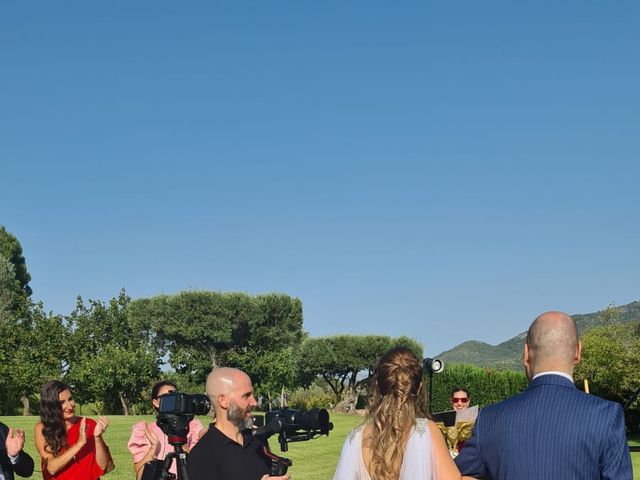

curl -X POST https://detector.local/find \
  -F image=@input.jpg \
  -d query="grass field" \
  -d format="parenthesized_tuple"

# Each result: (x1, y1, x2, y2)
(1, 414, 637, 479)
(629, 434, 640, 479)
(0, 414, 363, 480)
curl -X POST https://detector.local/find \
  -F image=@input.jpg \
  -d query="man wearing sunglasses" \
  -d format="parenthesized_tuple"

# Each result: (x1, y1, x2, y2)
(450, 388, 470, 412)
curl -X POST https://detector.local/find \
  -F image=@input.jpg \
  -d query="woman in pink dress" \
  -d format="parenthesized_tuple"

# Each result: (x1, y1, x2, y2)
(128, 380, 205, 479)
(34, 380, 114, 480)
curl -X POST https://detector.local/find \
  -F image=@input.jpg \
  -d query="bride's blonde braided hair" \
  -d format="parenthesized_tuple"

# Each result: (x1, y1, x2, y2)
(365, 346, 428, 480)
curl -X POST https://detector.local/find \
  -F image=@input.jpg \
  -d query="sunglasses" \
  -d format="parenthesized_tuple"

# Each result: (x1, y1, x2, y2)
(451, 397, 469, 404)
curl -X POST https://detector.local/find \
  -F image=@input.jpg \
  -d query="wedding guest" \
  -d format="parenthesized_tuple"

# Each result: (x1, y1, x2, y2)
(450, 387, 470, 412)
(34, 380, 114, 480)
(0, 421, 34, 479)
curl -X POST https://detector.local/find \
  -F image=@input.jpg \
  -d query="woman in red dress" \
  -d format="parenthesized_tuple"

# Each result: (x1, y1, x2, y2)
(34, 380, 114, 480)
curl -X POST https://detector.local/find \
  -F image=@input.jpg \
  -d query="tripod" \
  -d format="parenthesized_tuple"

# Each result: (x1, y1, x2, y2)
(140, 436, 190, 480)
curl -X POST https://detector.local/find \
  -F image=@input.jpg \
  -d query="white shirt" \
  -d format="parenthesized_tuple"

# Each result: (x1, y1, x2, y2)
(0, 453, 19, 480)
(532, 371, 574, 382)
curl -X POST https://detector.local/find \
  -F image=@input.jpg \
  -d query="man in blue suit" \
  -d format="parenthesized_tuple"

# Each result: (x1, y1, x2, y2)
(455, 311, 632, 480)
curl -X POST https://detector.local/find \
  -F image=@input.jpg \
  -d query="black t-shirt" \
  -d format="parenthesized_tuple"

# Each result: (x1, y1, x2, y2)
(187, 425, 272, 480)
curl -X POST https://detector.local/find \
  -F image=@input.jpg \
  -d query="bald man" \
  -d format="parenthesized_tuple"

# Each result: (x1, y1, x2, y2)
(187, 368, 290, 480)
(455, 311, 632, 480)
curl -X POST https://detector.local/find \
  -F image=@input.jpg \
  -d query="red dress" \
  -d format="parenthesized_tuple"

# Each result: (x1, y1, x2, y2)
(42, 417, 108, 480)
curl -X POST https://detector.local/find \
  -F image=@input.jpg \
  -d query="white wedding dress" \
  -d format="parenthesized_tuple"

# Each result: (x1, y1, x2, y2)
(333, 418, 436, 480)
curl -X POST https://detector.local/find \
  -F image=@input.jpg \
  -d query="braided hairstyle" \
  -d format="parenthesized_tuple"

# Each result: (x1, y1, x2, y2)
(40, 380, 71, 456)
(365, 346, 428, 480)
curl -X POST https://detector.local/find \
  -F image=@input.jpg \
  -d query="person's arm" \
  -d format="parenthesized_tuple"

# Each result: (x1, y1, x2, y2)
(4, 427, 35, 477)
(600, 403, 632, 480)
(186, 418, 205, 452)
(133, 424, 160, 480)
(428, 420, 474, 480)
(35, 419, 87, 475)
(453, 413, 487, 479)
(331, 426, 362, 480)
(93, 416, 114, 473)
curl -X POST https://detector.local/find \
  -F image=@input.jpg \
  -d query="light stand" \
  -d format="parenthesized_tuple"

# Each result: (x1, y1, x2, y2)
(423, 357, 444, 414)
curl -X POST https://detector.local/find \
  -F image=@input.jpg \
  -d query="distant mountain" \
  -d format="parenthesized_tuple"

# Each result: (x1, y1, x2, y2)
(437, 301, 640, 371)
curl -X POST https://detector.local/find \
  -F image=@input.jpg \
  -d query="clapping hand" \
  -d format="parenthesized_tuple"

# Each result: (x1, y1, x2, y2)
(5, 428, 25, 457)
(94, 416, 110, 438)
(77, 417, 88, 448)
(144, 423, 160, 457)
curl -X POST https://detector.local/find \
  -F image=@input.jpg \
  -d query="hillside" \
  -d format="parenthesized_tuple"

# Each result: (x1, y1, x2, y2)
(437, 300, 640, 371)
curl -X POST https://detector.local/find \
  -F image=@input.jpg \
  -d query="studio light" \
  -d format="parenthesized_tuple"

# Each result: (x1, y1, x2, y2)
(423, 357, 444, 414)
(424, 357, 444, 374)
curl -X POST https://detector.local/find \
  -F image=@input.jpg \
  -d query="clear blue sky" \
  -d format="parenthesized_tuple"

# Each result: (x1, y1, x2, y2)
(2, 1, 639, 356)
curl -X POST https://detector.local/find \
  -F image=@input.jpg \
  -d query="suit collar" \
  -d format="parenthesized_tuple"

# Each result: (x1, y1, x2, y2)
(527, 373, 576, 390)
(532, 371, 573, 382)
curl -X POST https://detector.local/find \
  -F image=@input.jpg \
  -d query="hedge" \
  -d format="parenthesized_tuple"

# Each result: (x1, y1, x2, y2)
(427, 363, 528, 413)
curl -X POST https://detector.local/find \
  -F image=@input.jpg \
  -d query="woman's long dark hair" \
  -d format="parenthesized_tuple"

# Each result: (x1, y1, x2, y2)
(40, 380, 71, 456)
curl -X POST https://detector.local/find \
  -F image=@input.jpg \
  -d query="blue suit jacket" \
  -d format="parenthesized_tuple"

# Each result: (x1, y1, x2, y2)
(454, 374, 632, 480)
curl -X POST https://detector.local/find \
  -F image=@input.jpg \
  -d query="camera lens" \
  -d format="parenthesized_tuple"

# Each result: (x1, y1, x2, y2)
(293, 408, 331, 432)
(190, 394, 211, 416)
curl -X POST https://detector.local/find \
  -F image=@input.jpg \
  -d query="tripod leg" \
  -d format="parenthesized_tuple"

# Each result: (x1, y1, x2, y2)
(175, 450, 190, 480)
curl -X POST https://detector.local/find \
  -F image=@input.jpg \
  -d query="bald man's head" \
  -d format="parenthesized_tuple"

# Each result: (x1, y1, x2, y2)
(206, 367, 248, 403)
(205, 367, 257, 432)
(524, 311, 581, 378)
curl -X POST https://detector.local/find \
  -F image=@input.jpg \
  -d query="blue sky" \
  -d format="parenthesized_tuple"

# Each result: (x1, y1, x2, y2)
(2, 1, 639, 356)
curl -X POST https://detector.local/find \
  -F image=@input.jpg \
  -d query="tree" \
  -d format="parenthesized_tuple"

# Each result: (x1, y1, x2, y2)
(129, 291, 252, 380)
(0, 256, 18, 321)
(297, 335, 423, 409)
(227, 293, 305, 403)
(0, 256, 20, 413)
(574, 304, 640, 432)
(1, 255, 66, 415)
(129, 291, 306, 392)
(0, 226, 32, 299)
(10, 303, 67, 415)
(66, 290, 160, 414)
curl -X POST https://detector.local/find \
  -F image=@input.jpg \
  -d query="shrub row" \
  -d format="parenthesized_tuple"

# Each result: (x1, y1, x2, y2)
(427, 363, 528, 413)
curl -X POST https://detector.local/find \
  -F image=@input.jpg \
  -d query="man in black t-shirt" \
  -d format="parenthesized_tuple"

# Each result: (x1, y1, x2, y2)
(187, 367, 290, 480)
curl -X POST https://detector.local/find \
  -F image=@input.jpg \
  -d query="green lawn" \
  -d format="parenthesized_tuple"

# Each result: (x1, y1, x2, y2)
(629, 434, 640, 479)
(1, 415, 637, 479)
(0, 414, 363, 480)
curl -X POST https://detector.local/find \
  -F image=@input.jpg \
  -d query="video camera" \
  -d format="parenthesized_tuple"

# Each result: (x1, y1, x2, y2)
(249, 408, 334, 476)
(141, 392, 210, 480)
(156, 392, 211, 441)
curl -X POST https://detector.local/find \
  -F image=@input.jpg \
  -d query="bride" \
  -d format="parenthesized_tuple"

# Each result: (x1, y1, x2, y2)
(333, 347, 469, 480)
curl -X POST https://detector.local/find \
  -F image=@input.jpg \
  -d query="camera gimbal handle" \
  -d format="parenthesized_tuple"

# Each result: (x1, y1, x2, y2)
(261, 445, 292, 476)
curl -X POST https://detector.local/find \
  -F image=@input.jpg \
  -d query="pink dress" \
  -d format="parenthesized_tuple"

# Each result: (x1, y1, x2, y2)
(127, 419, 204, 476)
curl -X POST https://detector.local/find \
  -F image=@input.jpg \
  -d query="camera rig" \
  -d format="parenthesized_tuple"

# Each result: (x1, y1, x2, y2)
(141, 392, 211, 480)
(248, 408, 334, 475)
